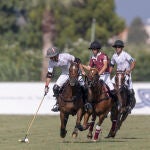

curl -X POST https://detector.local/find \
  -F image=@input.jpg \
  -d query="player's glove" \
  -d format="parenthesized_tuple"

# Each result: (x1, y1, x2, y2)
(44, 85, 49, 95)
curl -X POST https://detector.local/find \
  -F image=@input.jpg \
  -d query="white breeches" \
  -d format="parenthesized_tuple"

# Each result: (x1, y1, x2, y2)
(55, 74, 84, 88)
(99, 74, 114, 91)
(111, 74, 133, 90)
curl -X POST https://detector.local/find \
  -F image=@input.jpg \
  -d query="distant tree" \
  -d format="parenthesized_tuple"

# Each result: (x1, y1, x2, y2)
(128, 17, 149, 44)
(0, 0, 126, 81)
(55, 0, 125, 46)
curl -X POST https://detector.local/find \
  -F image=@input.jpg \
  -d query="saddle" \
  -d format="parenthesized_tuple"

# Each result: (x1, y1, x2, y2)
(99, 80, 110, 97)
(59, 80, 82, 103)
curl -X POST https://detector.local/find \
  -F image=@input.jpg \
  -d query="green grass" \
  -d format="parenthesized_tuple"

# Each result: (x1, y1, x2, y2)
(0, 115, 150, 150)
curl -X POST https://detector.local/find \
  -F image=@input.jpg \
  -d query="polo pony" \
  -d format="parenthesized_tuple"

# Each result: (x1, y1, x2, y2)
(57, 62, 84, 138)
(78, 68, 116, 141)
(106, 70, 130, 138)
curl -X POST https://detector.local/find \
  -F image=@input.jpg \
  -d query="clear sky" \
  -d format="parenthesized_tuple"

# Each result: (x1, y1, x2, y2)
(115, 0, 150, 25)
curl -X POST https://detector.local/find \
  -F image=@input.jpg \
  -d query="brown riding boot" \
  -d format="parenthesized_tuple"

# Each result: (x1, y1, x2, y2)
(81, 86, 93, 113)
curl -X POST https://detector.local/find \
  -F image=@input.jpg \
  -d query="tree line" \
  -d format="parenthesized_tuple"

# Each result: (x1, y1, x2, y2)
(0, 0, 149, 81)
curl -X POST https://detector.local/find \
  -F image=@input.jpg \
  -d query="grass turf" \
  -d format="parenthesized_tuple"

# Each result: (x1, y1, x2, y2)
(0, 115, 150, 150)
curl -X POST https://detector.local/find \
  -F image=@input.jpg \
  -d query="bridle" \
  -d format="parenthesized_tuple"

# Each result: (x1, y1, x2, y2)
(115, 71, 127, 90)
(69, 62, 80, 86)
(86, 68, 99, 87)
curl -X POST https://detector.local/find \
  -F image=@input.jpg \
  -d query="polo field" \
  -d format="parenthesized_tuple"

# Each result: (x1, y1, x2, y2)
(0, 115, 150, 150)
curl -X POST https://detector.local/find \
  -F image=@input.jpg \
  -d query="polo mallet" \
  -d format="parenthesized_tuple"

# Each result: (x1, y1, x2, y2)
(18, 92, 47, 143)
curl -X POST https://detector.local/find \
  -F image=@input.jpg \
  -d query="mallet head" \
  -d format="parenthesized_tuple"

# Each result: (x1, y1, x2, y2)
(18, 137, 29, 143)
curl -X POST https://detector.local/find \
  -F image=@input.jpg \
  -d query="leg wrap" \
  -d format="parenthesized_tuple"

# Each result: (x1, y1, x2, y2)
(94, 125, 101, 140)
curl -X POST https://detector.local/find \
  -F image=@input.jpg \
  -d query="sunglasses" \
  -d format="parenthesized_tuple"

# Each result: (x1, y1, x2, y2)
(50, 56, 57, 59)
(115, 46, 122, 48)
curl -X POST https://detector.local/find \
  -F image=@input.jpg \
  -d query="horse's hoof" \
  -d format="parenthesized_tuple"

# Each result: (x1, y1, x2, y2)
(76, 124, 84, 131)
(60, 130, 67, 138)
(87, 134, 93, 139)
(93, 137, 99, 142)
(72, 132, 78, 138)
(105, 135, 111, 138)
(105, 133, 115, 138)
(92, 139, 98, 142)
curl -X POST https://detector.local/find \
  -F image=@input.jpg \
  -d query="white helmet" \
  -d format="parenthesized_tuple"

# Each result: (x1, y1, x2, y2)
(46, 47, 59, 58)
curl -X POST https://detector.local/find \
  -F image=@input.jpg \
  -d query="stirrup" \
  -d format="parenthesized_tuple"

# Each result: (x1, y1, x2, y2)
(53, 94, 59, 98)
(84, 103, 93, 112)
(51, 104, 59, 112)
(127, 106, 132, 114)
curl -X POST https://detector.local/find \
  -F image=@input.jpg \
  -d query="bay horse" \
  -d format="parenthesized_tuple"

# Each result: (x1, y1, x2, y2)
(106, 71, 129, 138)
(57, 62, 84, 138)
(115, 71, 130, 130)
(78, 68, 115, 141)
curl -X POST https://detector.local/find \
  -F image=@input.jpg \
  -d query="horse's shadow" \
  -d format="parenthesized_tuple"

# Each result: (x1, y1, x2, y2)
(60, 136, 141, 143)
(115, 137, 142, 140)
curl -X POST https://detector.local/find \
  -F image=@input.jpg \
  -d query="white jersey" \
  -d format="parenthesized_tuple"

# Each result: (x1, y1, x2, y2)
(48, 53, 75, 74)
(111, 51, 135, 71)
(48, 53, 84, 87)
(111, 51, 135, 89)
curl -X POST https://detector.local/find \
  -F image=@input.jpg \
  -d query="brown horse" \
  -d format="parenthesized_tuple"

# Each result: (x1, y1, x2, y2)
(78, 68, 114, 141)
(106, 71, 130, 138)
(57, 62, 84, 138)
(115, 71, 130, 130)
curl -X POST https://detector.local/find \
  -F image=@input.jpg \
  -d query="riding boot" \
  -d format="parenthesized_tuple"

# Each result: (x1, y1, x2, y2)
(51, 102, 59, 112)
(127, 89, 136, 114)
(81, 86, 93, 113)
(51, 84, 60, 112)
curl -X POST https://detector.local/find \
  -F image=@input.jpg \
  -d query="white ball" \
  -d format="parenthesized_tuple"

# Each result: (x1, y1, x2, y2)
(25, 138, 29, 143)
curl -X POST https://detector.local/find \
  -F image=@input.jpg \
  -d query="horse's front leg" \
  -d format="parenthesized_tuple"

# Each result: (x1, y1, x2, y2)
(87, 113, 96, 139)
(72, 108, 83, 138)
(106, 103, 118, 138)
(77, 89, 93, 131)
(76, 110, 91, 131)
(60, 111, 68, 138)
(93, 113, 107, 141)
(118, 110, 129, 130)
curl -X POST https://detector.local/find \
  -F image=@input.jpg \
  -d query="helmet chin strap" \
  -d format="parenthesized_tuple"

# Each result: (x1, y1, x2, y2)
(54, 54, 59, 62)
(55, 55, 59, 62)
(50, 54, 59, 62)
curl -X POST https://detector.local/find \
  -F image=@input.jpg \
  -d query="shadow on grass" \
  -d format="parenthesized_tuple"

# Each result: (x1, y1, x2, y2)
(115, 137, 141, 140)
(60, 139, 127, 143)
(58, 136, 144, 144)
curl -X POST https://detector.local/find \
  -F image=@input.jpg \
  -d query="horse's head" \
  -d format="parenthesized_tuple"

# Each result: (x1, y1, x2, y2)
(115, 71, 126, 89)
(69, 62, 79, 86)
(87, 68, 99, 87)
